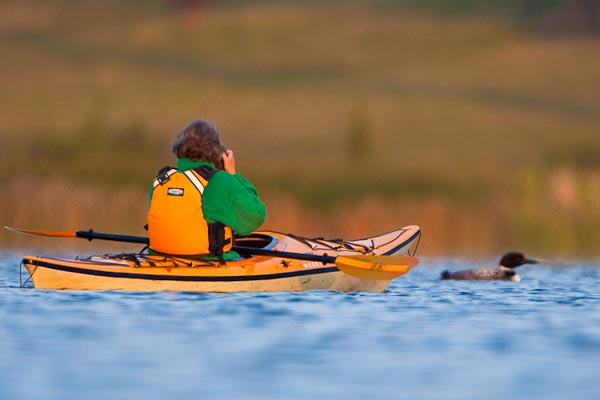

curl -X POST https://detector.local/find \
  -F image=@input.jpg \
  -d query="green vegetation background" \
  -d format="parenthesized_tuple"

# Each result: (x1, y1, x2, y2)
(1, 0, 599, 256)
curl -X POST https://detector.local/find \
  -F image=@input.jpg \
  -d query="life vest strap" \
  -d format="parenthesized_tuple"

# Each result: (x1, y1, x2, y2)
(183, 170, 206, 194)
(181, 165, 218, 195)
(153, 167, 177, 188)
(208, 222, 233, 264)
(193, 165, 218, 181)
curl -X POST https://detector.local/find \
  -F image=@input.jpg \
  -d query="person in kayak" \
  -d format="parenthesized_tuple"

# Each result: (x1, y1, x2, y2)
(147, 119, 266, 260)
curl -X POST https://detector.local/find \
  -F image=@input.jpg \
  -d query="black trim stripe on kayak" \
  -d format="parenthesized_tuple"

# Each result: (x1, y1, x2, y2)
(383, 229, 420, 256)
(23, 258, 340, 282)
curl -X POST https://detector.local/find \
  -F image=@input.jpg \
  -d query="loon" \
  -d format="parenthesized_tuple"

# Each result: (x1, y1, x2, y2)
(441, 252, 538, 282)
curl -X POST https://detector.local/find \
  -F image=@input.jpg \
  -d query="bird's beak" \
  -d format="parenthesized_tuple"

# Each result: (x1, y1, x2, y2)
(524, 257, 538, 265)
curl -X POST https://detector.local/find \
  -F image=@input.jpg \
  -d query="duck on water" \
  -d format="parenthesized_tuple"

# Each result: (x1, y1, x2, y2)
(441, 252, 538, 282)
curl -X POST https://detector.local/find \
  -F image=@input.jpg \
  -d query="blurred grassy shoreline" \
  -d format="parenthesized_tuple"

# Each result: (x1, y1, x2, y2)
(1, 0, 599, 257)
(3, 165, 599, 257)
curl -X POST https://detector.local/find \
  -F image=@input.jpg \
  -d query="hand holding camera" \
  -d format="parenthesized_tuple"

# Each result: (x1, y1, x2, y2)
(222, 149, 236, 174)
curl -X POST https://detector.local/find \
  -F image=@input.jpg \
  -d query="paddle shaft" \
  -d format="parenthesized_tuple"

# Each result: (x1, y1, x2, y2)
(72, 230, 337, 264)
(75, 230, 149, 244)
(232, 246, 336, 264)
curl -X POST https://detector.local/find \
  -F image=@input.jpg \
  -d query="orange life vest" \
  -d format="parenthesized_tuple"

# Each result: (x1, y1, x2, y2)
(147, 166, 233, 257)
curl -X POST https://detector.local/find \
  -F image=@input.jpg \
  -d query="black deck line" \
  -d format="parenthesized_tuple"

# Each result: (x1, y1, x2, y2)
(383, 230, 421, 255)
(23, 258, 340, 282)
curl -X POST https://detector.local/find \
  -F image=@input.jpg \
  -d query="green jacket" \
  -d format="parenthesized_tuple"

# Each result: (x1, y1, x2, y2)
(149, 158, 267, 260)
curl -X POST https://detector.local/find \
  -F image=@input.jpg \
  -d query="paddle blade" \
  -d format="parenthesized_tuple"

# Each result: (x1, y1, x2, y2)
(335, 255, 419, 280)
(4, 226, 77, 238)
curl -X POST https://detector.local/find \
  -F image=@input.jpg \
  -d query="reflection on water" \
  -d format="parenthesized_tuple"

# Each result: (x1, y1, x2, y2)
(1, 252, 599, 400)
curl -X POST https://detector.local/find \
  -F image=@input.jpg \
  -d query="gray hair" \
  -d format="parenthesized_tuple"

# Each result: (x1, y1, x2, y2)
(171, 120, 226, 166)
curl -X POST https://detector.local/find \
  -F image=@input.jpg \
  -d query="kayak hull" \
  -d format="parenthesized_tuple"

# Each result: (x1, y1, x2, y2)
(21, 225, 420, 293)
(21, 261, 391, 292)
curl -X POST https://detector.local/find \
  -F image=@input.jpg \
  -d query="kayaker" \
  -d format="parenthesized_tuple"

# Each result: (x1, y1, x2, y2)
(147, 119, 266, 260)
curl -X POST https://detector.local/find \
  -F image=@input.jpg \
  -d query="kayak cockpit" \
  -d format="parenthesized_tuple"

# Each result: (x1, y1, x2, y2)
(234, 233, 278, 251)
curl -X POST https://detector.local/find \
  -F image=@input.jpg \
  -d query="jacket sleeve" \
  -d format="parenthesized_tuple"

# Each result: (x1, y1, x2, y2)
(202, 171, 267, 236)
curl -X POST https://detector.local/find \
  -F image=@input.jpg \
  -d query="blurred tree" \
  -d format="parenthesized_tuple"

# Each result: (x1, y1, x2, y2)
(346, 108, 371, 163)
(166, 0, 213, 27)
(522, 0, 599, 32)
(565, 0, 599, 31)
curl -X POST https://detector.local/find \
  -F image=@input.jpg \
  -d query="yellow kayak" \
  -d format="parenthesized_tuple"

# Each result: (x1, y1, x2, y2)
(20, 225, 421, 292)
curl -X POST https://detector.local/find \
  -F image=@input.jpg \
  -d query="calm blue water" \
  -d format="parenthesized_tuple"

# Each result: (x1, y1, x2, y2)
(1, 251, 599, 400)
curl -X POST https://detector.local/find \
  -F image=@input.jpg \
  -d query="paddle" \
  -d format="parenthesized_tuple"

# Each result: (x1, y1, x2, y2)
(5, 226, 419, 280)
(4, 227, 150, 244)
(231, 247, 418, 281)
